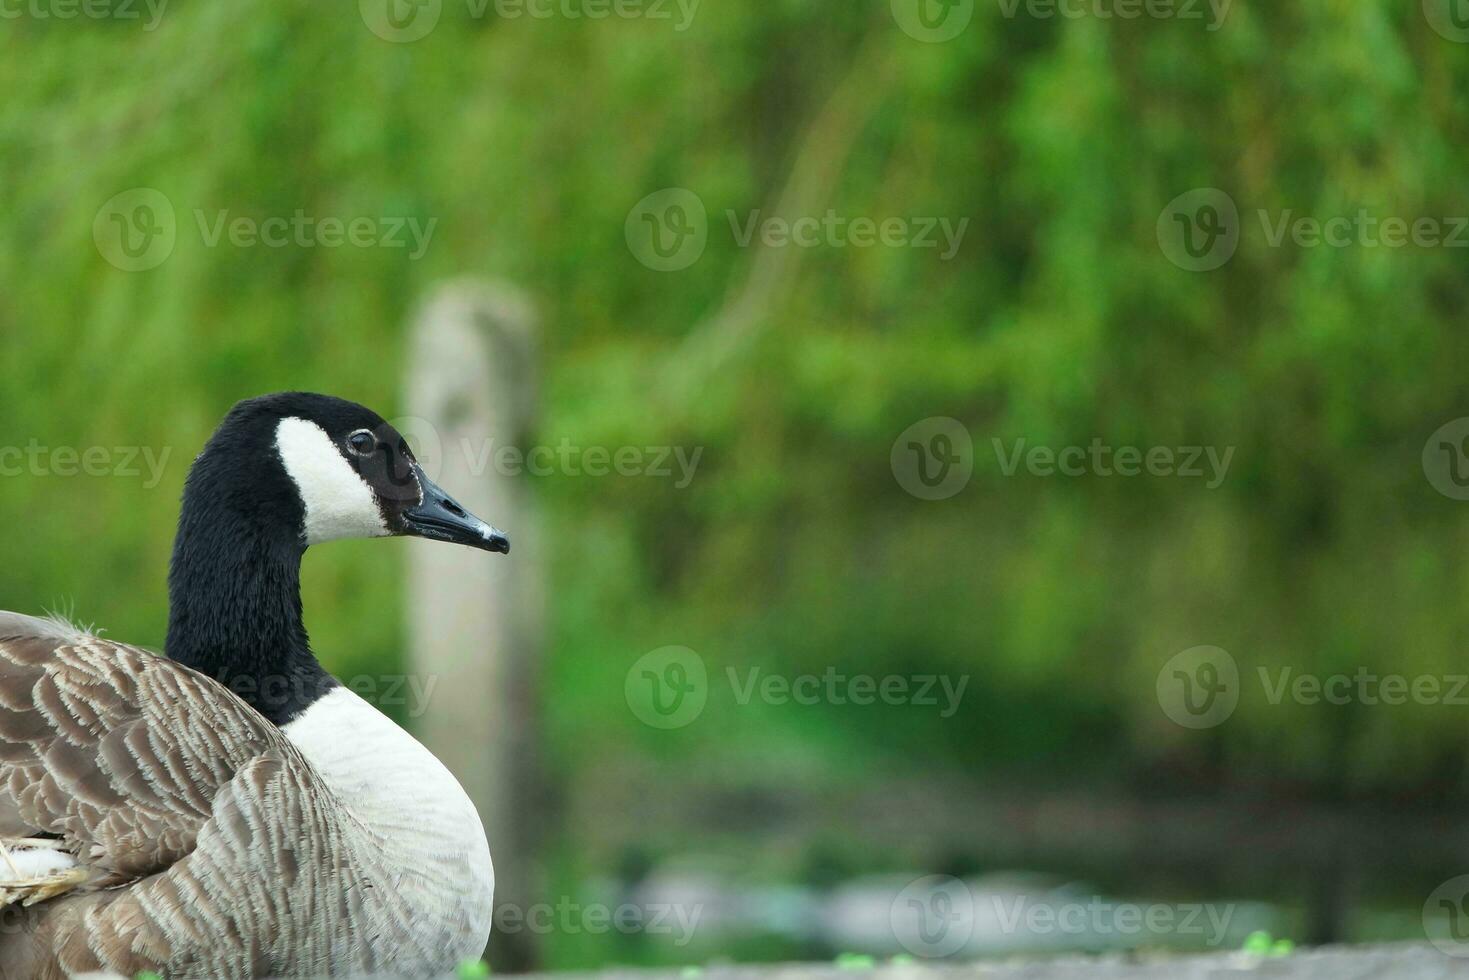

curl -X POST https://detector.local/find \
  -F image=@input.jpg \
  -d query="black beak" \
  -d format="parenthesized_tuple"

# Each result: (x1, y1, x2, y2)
(401, 466, 510, 555)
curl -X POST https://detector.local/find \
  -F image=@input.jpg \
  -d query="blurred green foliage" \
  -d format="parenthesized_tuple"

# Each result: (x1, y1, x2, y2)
(4, 0, 1469, 966)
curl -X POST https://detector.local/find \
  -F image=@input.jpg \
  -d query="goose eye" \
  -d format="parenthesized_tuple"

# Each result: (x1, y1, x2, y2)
(346, 430, 377, 457)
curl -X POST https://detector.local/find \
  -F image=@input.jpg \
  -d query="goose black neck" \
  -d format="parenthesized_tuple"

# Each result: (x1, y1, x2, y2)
(164, 449, 336, 727)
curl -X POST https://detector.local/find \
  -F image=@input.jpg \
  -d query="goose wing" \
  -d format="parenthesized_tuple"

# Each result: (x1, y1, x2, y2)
(0, 612, 280, 881)
(0, 612, 351, 978)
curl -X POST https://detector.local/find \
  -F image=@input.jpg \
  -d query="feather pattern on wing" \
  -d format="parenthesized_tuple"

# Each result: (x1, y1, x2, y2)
(0, 613, 482, 979)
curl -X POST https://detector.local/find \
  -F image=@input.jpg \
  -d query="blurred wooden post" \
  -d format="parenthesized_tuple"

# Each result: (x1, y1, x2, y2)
(405, 280, 544, 972)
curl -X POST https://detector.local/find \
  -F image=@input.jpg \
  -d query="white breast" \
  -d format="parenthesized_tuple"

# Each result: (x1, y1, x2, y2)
(282, 687, 495, 965)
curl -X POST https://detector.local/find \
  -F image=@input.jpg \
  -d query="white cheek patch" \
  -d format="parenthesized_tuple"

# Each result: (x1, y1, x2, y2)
(275, 417, 389, 545)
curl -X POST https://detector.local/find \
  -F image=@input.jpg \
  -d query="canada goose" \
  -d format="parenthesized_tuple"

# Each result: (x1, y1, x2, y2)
(0, 392, 509, 978)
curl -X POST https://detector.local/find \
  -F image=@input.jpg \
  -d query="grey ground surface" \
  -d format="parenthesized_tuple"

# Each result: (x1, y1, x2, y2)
(524, 945, 1464, 980)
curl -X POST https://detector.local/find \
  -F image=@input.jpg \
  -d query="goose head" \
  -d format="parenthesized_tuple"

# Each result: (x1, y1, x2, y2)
(182, 391, 509, 555)
(165, 392, 509, 724)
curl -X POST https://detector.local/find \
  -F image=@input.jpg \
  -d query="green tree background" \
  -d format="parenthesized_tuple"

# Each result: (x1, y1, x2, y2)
(3, 0, 1469, 967)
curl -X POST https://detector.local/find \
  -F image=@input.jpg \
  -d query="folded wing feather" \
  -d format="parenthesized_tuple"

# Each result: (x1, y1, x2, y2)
(0, 612, 353, 979)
